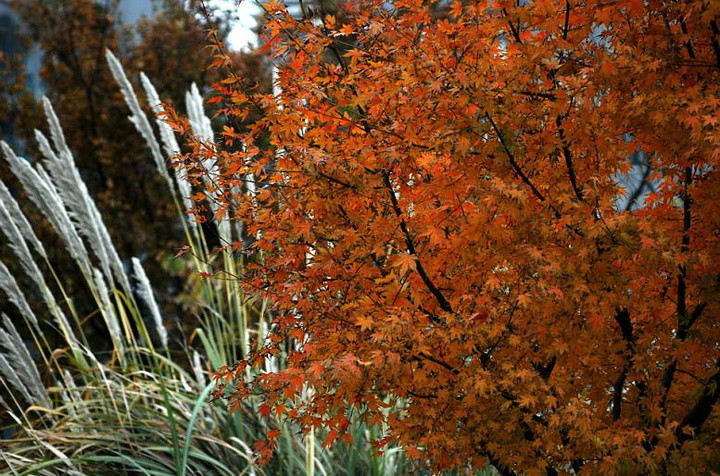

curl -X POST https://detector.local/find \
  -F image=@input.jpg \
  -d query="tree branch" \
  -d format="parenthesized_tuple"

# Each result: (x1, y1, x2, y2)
(660, 168, 697, 413)
(679, 17, 696, 60)
(556, 115, 584, 202)
(502, 8, 524, 45)
(710, 20, 720, 69)
(623, 161, 653, 212)
(611, 308, 634, 420)
(676, 360, 720, 444)
(485, 113, 550, 208)
(382, 171, 454, 314)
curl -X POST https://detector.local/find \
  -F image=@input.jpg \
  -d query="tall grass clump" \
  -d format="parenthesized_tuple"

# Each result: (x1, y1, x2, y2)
(0, 51, 438, 476)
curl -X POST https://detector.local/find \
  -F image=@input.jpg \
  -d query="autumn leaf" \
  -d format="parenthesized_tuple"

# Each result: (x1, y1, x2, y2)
(391, 252, 417, 276)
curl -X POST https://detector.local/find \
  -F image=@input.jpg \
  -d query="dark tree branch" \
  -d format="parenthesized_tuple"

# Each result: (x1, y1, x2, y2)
(710, 20, 720, 69)
(486, 113, 586, 241)
(556, 116, 584, 202)
(533, 355, 557, 382)
(382, 171, 454, 314)
(661, 169, 696, 412)
(676, 169, 692, 321)
(677, 302, 707, 342)
(676, 361, 720, 443)
(679, 17, 696, 60)
(660, 302, 707, 417)
(502, 8, 524, 45)
(623, 162, 653, 212)
(611, 308, 635, 421)
(418, 352, 458, 375)
(485, 113, 550, 208)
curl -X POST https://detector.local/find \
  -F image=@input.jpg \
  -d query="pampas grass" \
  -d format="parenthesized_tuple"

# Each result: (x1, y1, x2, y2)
(37, 97, 131, 293)
(2, 142, 92, 277)
(131, 257, 168, 349)
(0, 181, 47, 259)
(0, 261, 38, 330)
(0, 52, 435, 476)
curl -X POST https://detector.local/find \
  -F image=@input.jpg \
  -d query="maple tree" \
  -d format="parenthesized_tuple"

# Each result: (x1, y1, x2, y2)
(202, 0, 720, 474)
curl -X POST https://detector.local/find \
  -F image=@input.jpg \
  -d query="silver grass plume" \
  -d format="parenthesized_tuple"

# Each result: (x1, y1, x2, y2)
(105, 49, 171, 184)
(1, 141, 91, 276)
(63, 369, 81, 402)
(185, 84, 232, 242)
(0, 181, 46, 259)
(0, 195, 80, 346)
(38, 99, 131, 292)
(192, 350, 205, 389)
(186, 83, 214, 143)
(34, 131, 110, 279)
(139, 72, 196, 224)
(62, 370, 81, 412)
(0, 165, 77, 346)
(0, 353, 35, 405)
(0, 200, 49, 301)
(140, 73, 182, 157)
(36, 166, 94, 277)
(58, 376, 78, 420)
(0, 261, 38, 328)
(131, 257, 168, 349)
(272, 64, 283, 105)
(0, 314, 47, 403)
(92, 268, 124, 354)
(48, 300, 79, 348)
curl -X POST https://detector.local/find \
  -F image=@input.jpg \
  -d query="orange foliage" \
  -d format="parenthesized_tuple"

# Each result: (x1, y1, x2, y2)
(204, 1, 720, 474)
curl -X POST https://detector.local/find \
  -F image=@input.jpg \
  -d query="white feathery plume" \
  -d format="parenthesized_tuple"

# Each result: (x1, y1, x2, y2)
(92, 268, 124, 354)
(131, 257, 168, 349)
(0, 178, 77, 346)
(57, 377, 78, 419)
(0, 181, 46, 259)
(58, 369, 82, 423)
(245, 172, 256, 199)
(54, 306, 79, 347)
(0, 353, 35, 405)
(272, 64, 283, 106)
(1, 141, 91, 276)
(35, 123, 110, 278)
(34, 131, 108, 277)
(105, 50, 171, 183)
(261, 321, 279, 374)
(192, 350, 205, 390)
(0, 314, 47, 403)
(231, 141, 253, 241)
(35, 166, 94, 277)
(186, 83, 214, 143)
(184, 85, 216, 178)
(185, 84, 232, 242)
(0, 200, 48, 299)
(139, 72, 181, 157)
(63, 369, 81, 404)
(97, 211, 131, 292)
(38, 100, 131, 292)
(139, 72, 196, 224)
(0, 261, 38, 328)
